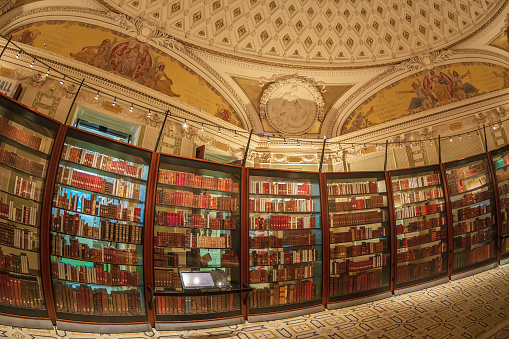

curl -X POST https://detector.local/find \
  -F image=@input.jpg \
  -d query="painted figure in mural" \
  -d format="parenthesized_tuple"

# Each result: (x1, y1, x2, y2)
(139, 63, 180, 97)
(70, 39, 115, 69)
(449, 70, 478, 101)
(17, 30, 40, 45)
(109, 41, 152, 80)
(494, 70, 509, 88)
(396, 80, 433, 113)
(427, 69, 454, 106)
(342, 106, 374, 134)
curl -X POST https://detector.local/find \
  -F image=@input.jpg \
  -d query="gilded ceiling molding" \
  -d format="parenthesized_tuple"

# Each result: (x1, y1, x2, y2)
(0, 4, 253, 131)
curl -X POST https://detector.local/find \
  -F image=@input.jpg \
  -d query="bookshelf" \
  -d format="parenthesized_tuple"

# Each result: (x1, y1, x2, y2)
(444, 154, 497, 275)
(247, 169, 322, 315)
(491, 146, 509, 261)
(389, 166, 449, 289)
(0, 94, 60, 319)
(153, 155, 242, 321)
(49, 128, 151, 323)
(325, 172, 391, 303)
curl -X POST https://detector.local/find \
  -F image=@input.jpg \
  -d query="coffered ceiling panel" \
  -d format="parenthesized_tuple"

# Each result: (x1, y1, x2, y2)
(104, 0, 501, 67)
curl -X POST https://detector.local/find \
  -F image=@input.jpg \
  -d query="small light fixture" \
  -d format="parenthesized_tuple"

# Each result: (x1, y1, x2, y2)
(430, 140, 433, 146)
(410, 142, 413, 148)
(450, 137, 452, 142)
(494, 125, 497, 130)
(45, 68, 50, 76)
(15, 52, 20, 59)
(468, 133, 471, 138)
(311, 141, 314, 148)
(284, 138, 287, 145)
(476, 130, 480, 136)
(376, 144, 379, 150)
(60, 76, 65, 85)
(399, 143, 402, 148)
(351, 144, 354, 150)
(95, 91, 99, 100)
(363, 143, 367, 150)
(129, 103, 133, 112)
(147, 109, 151, 118)
(501, 122, 504, 128)
(459, 135, 462, 141)
(234, 130, 238, 138)
(29, 58, 34, 68)
(267, 136, 270, 144)
(201, 123, 204, 132)
(339, 143, 342, 150)
(183, 119, 188, 128)
(218, 126, 221, 135)
(420, 141, 423, 147)
(112, 97, 116, 106)
(297, 140, 300, 147)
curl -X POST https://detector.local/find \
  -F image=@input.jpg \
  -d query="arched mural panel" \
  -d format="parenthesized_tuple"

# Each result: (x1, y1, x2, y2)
(7, 21, 244, 128)
(341, 62, 509, 135)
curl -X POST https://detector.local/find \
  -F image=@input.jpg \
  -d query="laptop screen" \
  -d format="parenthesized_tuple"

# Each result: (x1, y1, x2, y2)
(180, 271, 215, 289)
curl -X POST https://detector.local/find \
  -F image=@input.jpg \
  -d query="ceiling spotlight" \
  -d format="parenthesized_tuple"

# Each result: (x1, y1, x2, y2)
(494, 125, 497, 130)
(297, 141, 300, 147)
(459, 135, 462, 141)
(45, 68, 50, 76)
(468, 133, 471, 138)
(183, 119, 188, 128)
(218, 126, 221, 135)
(95, 91, 99, 100)
(501, 122, 504, 128)
(363, 143, 367, 150)
(476, 130, 479, 136)
(410, 142, 413, 148)
(29, 59, 34, 68)
(129, 103, 133, 112)
(147, 109, 151, 118)
(351, 144, 354, 150)
(112, 97, 116, 106)
(201, 123, 204, 132)
(284, 138, 287, 145)
(60, 76, 65, 85)
(267, 136, 270, 144)
(376, 144, 379, 150)
(449, 137, 452, 142)
(399, 143, 402, 148)
(420, 141, 423, 147)
(339, 143, 342, 150)
(15, 52, 20, 59)
(234, 130, 238, 138)
(430, 140, 433, 145)
(311, 142, 314, 148)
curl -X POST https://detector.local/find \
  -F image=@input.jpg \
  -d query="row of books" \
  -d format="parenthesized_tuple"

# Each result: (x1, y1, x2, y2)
(453, 229, 494, 249)
(330, 226, 385, 244)
(51, 236, 139, 265)
(0, 148, 45, 177)
(61, 144, 144, 179)
(249, 215, 316, 230)
(327, 181, 380, 196)
(391, 173, 440, 191)
(51, 261, 140, 286)
(329, 270, 384, 296)
(156, 189, 237, 211)
(53, 282, 142, 315)
(396, 257, 443, 283)
(0, 250, 30, 274)
(13, 175, 40, 201)
(453, 242, 494, 268)
(250, 181, 313, 196)
(249, 264, 314, 283)
(156, 294, 235, 314)
(453, 216, 495, 236)
(328, 195, 384, 211)
(249, 249, 317, 266)
(447, 162, 488, 182)
(0, 115, 47, 152)
(329, 210, 384, 228)
(330, 254, 386, 274)
(154, 269, 181, 287)
(393, 187, 444, 206)
(154, 231, 232, 249)
(499, 184, 509, 195)
(454, 203, 492, 222)
(396, 243, 447, 263)
(451, 190, 492, 209)
(0, 221, 37, 250)
(0, 200, 38, 226)
(448, 175, 489, 195)
(57, 167, 141, 200)
(394, 202, 445, 220)
(51, 211, 143, 244)
(158, 169, 239, 193)
(0, 271, 43, 309)
(155, 210, 237, 229)
(249, 281, 316, 309)
(249, 234, 316, 248)
(395, 215, 446, 234)
(330, 241, 385, 259)
(249, 198, 316, 213)
(396, 229, 446, 249)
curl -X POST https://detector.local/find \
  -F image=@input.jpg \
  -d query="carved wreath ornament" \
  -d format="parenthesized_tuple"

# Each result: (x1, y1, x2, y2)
(260, 76, 325, 135)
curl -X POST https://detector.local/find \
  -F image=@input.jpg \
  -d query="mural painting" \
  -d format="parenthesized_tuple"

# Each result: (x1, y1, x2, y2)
(490, 27, 509, 53)
(342, 62, 509, 135)
(8, 21, 243, 128)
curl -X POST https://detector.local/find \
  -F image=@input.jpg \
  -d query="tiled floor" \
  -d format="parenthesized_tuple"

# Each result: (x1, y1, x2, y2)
(2, 265, 509, 338)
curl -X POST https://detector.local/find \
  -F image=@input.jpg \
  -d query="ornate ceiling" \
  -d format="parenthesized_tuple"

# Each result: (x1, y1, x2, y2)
(103, 0, 501, 67)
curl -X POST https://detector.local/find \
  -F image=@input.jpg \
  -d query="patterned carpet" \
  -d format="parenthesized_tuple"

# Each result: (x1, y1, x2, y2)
(2, 265, 509, 339)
